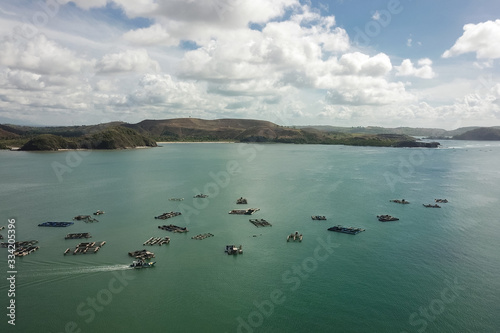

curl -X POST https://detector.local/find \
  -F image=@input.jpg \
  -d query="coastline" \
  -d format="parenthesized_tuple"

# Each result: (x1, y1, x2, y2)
(157, 141, 236, 144)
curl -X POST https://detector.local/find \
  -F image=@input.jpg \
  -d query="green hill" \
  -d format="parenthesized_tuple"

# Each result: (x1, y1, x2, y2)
(20, 134, 77, 151)
(20, 126, 157, 151)
(125, 118, 435, 146)
(453, 127, 500, 140)
(125, 118, 280, 141)
(79, 126, 158, 149)
(0, 117, 449, 150)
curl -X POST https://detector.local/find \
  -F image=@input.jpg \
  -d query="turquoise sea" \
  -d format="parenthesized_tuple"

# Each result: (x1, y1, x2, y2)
(1, 141, 499, 333)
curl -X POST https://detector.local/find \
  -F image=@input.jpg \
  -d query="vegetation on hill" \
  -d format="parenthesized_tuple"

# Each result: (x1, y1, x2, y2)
(79, 126, 157, 149)
(126, 118, 435, 147)
(0, 117, 465, 150)
(20, 134, 77, 151)
(452, 127, 500, 140)
(19, 126, 157, 151)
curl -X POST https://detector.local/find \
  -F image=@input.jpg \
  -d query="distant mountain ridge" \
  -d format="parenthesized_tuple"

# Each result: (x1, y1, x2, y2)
(2, 117, 499, 150)
(124, 118, 435, 146)
(1, 118, 498, 141)
(298, 125, 500, 137)
(14, 126, 157, 151)
(123, 118, 280, 141)
(452, 127, 500, 140)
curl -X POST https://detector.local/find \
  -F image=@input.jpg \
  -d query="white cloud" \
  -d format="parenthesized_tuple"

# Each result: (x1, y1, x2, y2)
(338, 52, 392, 76)
(5, 69, 45, 90)
(396, 58, 435, 79)
(179, 6, 350, 85)
(118, 0, 299, 45)
(325, 77, 414, 106)
(123, 24, 178, 46)
(319, 105, 354, 120)
(2, 0, 498, 129)
(96, 49, 160, 74)
(150, 0, 298, 27)
(95, 79, 118, 92)
(128, 74, 203, 107)
(443, 19, 500, 59)
(0, 34, 92, 75)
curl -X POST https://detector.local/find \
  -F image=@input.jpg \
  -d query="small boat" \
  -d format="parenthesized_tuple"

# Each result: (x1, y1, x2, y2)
(287, 231, 303, 242)
(93, 210, 105, 215)
(328, 225, 365, 235)
(225, 245, 243, 255)
(130, 260, 156, 268)
(228, 208, 260, 215)
(193, 194, 208, 198)
(236, 197, 248, 204)
(377, 215, 399, 222)
(390, 199, 410, 204)
(435, 199, 448, 203)
(423, 204, 441, 208)
(38, 222, 74, 227)
(169, 198, 184, 201)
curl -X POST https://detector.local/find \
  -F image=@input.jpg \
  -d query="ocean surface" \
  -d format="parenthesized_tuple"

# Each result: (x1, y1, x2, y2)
(0, 141, 499, 333)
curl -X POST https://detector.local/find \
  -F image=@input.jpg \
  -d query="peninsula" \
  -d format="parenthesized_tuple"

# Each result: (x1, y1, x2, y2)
(0, 118, 445, 150)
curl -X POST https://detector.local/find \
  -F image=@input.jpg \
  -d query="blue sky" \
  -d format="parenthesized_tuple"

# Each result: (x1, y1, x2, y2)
(0, 0, 499, 129)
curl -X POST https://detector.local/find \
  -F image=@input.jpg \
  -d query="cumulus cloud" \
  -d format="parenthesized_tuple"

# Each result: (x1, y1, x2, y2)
(151, 0, 298, 27)
(442, 19, 500, 59)
(123, 24, 178, 46)
(5, 69, 45, 90)
(325, 77, 414, 106)
(116, 0, 298, 45)
(176, 6, 410, 108)
(0, 34, 92, 75)
(96, 49, 160, 74)
(179, 6, 350, 85)
(395, 58, 435, 79)
(319, 105, 354, 120)
(3, 0, 496, 128)
(128, 74, 202, 107)
(338, 52, 392, 76)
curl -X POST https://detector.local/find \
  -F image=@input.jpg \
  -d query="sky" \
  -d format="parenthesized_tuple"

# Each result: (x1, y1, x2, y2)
(0, 0, 500, 129)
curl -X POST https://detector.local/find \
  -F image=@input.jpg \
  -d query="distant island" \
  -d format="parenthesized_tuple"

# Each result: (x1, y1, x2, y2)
(0, 125, 157, 151)
(5, 118, 498, 151)
(0, 118, 445, 151)
(6, 118, 500, 151)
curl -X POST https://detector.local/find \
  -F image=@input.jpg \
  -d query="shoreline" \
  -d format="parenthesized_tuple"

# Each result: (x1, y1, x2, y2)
(157, 141, 236, 144)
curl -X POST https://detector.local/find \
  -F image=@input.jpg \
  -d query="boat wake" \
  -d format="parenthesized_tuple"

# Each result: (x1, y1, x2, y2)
(0, 264, 132, 292)
(27, 264, 131, 278)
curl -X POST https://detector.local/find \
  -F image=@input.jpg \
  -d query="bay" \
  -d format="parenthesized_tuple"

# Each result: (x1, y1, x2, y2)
(0, 141, 499, 332)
